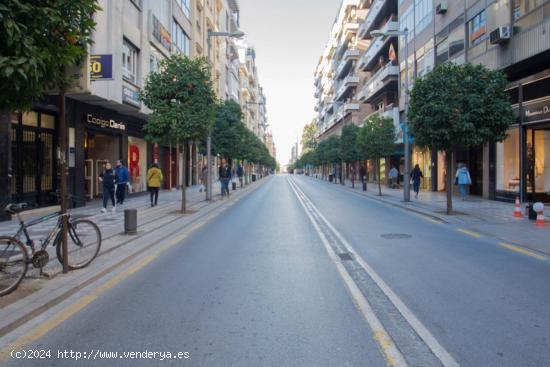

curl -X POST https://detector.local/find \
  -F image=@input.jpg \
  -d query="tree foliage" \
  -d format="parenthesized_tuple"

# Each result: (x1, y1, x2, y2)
(212, 100, 243, 160)
(300, 122, 317, 153)
(141, 55, 217, 145)
(0, 0, 100, 110)
(340, 124, 360, 163)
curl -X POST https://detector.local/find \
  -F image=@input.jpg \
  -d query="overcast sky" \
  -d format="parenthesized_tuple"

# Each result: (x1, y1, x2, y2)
(237, 0, 338, 165)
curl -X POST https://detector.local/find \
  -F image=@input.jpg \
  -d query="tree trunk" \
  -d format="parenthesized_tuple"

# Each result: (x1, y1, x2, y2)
(180, 143, 187, 214)
(445, 150, 453, 215)
(377, 159, 382, 196)
(0, 110, 11, 221)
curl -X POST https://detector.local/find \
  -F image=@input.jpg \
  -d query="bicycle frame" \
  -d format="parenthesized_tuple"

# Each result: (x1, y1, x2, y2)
(13, 211, 67, 254)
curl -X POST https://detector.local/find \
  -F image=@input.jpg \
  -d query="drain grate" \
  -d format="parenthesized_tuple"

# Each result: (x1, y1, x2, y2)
(338, 252, 354, 261)
(381, 233, 412, 239)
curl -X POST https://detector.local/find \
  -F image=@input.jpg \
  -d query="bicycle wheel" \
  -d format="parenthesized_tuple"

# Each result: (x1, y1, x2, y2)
(0, 236, 28, 297)
(56, 219, 101, 270)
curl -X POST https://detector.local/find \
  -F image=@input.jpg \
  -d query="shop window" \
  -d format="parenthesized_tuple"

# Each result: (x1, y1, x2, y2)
(22, 112, 38, 127)
(496, 128, 520, 192)
(122, 39, 139, 84)
(128, 137, 148, 193)
(469, 10, 487, 46)
(10, 113, 19, 124)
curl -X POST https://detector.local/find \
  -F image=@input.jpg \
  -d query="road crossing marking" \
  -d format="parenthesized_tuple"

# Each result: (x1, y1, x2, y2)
(289, 177, 461, 367)
(499, 242, 547, 260)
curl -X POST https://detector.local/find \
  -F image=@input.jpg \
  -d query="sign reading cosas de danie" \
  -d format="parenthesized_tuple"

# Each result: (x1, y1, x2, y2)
(87, 114, 126, 131)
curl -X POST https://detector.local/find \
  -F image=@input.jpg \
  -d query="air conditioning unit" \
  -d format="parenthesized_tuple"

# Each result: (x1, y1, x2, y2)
(436, 0, 447, 14)
(490, 25, 511, 44)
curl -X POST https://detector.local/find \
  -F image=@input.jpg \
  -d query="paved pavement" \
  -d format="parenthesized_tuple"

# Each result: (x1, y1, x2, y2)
(312, 175, 550, 255)
(2, 174, 549, 367)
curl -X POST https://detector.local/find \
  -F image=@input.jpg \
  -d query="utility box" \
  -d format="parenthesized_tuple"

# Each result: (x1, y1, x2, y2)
(124, 209, 137, 234)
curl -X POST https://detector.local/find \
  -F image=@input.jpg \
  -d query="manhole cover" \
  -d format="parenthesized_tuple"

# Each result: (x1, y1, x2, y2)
(338, 252, 354, 261)
(381, 233, 412, 239)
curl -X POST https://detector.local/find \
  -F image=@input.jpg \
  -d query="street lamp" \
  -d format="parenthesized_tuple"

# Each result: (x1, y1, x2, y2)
(205, 30, 245, 201)
(369, 28, 411, 202)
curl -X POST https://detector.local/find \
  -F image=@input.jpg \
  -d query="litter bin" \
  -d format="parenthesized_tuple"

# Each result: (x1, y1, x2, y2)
(232, 181, 237, 190)
(329, 174, 333, 183)
(124, 209, 137, 234)
(252, 174, 257, 182)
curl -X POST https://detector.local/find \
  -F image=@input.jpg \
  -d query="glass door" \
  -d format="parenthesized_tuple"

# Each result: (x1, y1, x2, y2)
(527, 127, 550, 203)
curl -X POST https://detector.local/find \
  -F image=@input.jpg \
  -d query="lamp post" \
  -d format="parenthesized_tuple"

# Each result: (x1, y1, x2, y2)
(206, 30, 245, 200)
(370, 28, 410, 202)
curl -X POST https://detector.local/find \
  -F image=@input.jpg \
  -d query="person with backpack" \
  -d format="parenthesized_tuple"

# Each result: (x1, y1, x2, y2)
(115, 159, 129, 205)
(411, 164, 423, 199)
(147, 163, 163, 207)
(455, 163, 472, 201)
(99, 162, 118, 213)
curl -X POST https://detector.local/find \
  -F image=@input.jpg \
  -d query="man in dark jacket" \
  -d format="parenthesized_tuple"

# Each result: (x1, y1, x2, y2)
(115, 159, 129, 205)
(99, 162, 118, 213)
(237, 163, 244, 188)
(219, 159, 232, 197)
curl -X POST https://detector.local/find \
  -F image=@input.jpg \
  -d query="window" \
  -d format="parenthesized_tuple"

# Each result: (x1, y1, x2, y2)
(469, 10, 487, 46)
(448, 25, 465, 57)
(436, 38, 449, 65)
(172, 20, 190, 56)
(122, 39, 139, 84)
(513, 0, 545, 20)
(399, 0, 433, 45)
(150, 46, 163, 73)
(496, 128, 520, 192)
(175, 0, 190, 18)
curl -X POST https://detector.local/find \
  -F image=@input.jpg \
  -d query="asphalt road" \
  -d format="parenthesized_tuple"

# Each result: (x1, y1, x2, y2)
(4, 175, 550, 367)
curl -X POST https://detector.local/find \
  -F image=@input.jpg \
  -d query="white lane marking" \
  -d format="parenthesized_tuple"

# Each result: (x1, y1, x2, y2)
(289, 177, 461, 367)
(288, 178, 408, 367)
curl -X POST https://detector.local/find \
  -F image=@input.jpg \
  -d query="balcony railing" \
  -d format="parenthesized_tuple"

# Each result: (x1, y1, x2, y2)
(335, 75, 360, 100)
(335, 48, 361, 79)
(358, 63, 398, 102)
(358, 0, 385, 38)
(359, 21, 397, 71)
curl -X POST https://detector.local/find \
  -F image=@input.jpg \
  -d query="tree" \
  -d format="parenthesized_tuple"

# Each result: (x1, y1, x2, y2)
(340, 124, 360, 187)
(358, 114, 396, 196)
(301, 122, 317, 153)
(141, 55, 216, 213)
(212, 100, 243, 161)
(408, 63, 513, 214)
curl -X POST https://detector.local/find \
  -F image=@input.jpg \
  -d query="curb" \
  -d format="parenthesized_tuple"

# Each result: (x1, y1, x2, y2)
(0, 177, 271, 338)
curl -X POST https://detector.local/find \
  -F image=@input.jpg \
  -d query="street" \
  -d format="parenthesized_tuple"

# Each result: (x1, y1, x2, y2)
(2, 175, 550, 366)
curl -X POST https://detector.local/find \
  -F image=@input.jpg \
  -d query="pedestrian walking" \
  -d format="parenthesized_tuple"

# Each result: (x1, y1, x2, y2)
(455, 163, 472, 201)
(219, 158, 232, 198)
(115, 159, 129, 205)
(147, 163, 163, 207)
(411, 164, 423, 199)
(359, 165, 366, 183)
(99, 162, 118, 213)
(237, 163, 244, 188)
(350, 165, 356, 188)
(388, 166, 399, 189)
(200, 165, 208, 193)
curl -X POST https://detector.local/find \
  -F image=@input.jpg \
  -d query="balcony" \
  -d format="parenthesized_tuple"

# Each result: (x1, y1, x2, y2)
(343, 21, 360, 37)
(358, 0, 397, 39)
(335, 75, 360, 101)
(344, 103, 360, 112)
(335, 48, 361, 79)
(358, 63, 398, 102)
(359, 22, 398, 71)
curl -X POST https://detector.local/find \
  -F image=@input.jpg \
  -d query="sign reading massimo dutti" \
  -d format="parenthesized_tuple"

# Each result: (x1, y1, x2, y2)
(87, 114, 126, 131)
(523, 97, 550, 123)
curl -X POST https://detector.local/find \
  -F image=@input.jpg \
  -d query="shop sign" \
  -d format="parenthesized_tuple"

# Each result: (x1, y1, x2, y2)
(152, 14, 171, 52)
(122, 86, 141, 108)
(523, 99, 550, 123)
(87, 114, 126, 131)
(90, 55, 113, 80)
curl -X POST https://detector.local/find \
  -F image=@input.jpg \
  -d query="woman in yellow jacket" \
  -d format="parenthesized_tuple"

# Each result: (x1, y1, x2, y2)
(147, 163, 163, 207)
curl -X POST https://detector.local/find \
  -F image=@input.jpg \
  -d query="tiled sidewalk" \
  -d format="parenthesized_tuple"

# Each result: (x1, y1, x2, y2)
(308, 175, 550, 255)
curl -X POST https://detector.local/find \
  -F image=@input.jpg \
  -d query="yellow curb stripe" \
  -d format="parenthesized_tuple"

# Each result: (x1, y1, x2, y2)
(499, 242, 547, 260)
(456, 228, 482, 238)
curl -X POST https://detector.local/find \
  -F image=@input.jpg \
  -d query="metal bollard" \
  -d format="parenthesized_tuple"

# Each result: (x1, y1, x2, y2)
(362, 177, 367, 191)
(124, 208, 137, 235)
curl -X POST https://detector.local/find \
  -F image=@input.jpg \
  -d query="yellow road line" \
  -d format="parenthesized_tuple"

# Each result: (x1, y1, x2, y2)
(428, 218, 443, 224)
(456, 228, 482, 238)
(499, 242, 547, 260)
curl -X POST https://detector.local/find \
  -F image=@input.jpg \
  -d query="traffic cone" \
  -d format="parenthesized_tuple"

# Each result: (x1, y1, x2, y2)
(513, 197, 523, 218)
(535, 210, 547, 227)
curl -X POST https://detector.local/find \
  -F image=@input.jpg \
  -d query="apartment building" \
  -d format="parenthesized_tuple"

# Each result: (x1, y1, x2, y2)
(2, 0, 272, 217)
(397, 0, 550, 202)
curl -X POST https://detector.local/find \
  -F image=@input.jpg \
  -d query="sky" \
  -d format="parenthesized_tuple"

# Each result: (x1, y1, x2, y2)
(237, 0, 338, 165)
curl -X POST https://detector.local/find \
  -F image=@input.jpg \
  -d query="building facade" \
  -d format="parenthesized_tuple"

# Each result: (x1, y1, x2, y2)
(397, 0, 550, 202)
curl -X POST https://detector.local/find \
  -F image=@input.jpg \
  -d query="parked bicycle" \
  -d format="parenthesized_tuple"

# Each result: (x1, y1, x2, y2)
(0, 197, 102, 296)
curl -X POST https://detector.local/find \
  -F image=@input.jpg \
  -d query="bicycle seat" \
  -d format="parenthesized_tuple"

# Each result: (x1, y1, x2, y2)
(4, 203, 27, 214)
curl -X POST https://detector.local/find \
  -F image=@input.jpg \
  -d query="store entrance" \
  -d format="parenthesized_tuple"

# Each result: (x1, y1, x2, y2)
(526, 127, 550, 203)
(456, 146, 483, 196)
(84, 130, 121, 198)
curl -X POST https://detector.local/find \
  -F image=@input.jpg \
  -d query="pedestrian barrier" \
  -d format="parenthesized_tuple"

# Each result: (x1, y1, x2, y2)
(533, 202, 547, 227)
(513, 197, 523, 218)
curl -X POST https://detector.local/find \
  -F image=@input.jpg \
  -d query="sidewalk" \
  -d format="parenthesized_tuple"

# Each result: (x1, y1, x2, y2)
(307, 175, 550, 256)
(0, 179, 264, 313)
